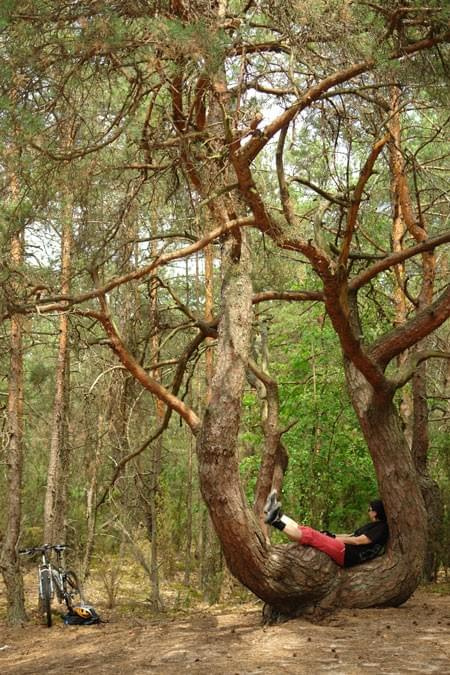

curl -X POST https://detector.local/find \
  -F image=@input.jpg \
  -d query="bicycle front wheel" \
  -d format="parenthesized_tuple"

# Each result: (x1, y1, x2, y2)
(40, 569, 52, 628)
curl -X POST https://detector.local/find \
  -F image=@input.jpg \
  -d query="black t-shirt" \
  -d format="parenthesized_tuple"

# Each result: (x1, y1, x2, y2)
(343, 520, 389, 568)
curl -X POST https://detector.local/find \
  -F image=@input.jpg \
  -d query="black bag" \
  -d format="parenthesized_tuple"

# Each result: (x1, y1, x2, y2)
(62, 604, 101, 625)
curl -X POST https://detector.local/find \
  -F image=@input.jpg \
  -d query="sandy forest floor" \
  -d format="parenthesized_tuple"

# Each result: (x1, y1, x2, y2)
(1, 578, 449, 674)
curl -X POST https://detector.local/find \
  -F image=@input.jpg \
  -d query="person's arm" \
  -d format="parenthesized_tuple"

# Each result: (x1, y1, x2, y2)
(335, 534, 371, 545)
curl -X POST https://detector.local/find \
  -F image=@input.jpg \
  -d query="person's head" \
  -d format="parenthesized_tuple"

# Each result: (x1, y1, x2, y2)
(368, 499, 386, 522)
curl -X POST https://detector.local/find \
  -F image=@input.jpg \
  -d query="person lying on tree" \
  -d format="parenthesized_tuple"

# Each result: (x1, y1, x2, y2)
(264, 491, 389, 568)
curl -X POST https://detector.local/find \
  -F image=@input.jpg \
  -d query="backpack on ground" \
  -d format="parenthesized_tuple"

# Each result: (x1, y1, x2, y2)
(62, 604, 101, 625)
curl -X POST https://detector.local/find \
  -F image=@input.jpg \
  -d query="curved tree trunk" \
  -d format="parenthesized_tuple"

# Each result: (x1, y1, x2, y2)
(343, 361, 427, 603)
(196, 231, 428, 619)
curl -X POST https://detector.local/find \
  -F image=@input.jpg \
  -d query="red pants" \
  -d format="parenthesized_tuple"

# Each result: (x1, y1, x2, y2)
(299, 526, 345, 566)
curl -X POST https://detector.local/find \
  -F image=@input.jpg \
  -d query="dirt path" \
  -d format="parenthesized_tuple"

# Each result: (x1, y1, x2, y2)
(1, 588, 449, 674)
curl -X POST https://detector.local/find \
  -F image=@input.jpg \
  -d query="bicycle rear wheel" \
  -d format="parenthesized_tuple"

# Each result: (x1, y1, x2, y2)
(40, 569, 52, 628)
(64, 570, 84, 608)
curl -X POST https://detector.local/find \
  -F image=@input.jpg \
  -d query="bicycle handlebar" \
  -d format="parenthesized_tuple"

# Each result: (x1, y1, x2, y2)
(19, 544, 69, 555)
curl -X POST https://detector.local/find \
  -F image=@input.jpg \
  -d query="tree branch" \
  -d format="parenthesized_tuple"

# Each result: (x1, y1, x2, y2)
(228, 42, 291, 57)
(92, 292, 201, 433)
(252, 290, 324, 304)
(349, 231, 450, 291)
(239, 32, 448, 164)
(339, 134, 389, 268)
(96, 328, 208, 508)
(240, 60, 372, 164)
(391, 350, 450, 390)
(290, 177, 349, 207)
(6, 216, 255, 319)
(370, 285, 450, 368)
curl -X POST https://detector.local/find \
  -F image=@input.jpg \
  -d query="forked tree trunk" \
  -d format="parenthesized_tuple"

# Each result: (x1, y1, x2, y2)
(196, 231, 427, 619)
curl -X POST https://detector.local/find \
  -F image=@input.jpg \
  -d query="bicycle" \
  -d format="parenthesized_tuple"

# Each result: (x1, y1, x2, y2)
(19, 544, 83, 627)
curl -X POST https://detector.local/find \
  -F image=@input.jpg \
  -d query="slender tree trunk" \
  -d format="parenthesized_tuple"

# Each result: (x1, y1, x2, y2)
(43, 198, 72, 545)
(183, 434, 194, 587)
(199, 241, 223, 597)
(389, 84, 413, 439)
(249, 356, 288, 526)
(149, 433, 163, 609)
(199, 507, 208, 589)
(81, 410, 103, 580)
(0, 228, 27, 624)
(204, 243, 214, 403)
(147, 229, 164, 610)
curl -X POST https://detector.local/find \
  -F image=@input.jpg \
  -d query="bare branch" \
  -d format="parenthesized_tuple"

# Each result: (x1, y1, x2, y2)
(391, 350, 450, 390)
(370, 285, 450, 368)
(253, 290, 324, 304)
(290, 177, 348, 207)
(276, 125, 295, 225)
(95, 321, 210, 509)
(6, 216, 255, 318)
(88, 285, 201, 434)
(239, 32, 449, 164)
(339, 134, 389, 268)
(349, 231, 450, 291)
(228, 42, 291, 57)
(240, 61, 372, 164)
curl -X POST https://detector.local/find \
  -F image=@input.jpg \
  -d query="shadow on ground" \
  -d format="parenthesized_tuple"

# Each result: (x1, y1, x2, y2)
(1, 587, 449, 674)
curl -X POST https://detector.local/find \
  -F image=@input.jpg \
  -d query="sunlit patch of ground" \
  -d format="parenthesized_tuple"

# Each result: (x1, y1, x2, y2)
(1, 573, 450, 674)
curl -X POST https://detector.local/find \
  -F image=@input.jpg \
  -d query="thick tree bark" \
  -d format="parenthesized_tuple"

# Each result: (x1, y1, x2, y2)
(411, 360, 444, 581)
(196, 229, 272, 596)
(343, 361, 427, 603)
(199, 238, 225, 596)
(0, 230, 27, 624)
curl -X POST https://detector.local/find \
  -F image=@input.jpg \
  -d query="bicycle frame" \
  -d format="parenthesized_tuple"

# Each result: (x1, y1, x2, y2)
(20, 544, 82, 627)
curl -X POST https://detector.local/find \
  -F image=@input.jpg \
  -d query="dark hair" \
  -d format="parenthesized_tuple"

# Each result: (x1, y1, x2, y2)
(370, 499, 387, 522)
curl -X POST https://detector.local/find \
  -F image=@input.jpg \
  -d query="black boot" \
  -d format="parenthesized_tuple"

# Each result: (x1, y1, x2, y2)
(271, 518, 286, 531)
(264, 489, 283, 526)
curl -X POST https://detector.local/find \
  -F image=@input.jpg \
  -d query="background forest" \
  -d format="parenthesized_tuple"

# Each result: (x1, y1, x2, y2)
(0, 0, 449, 622)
